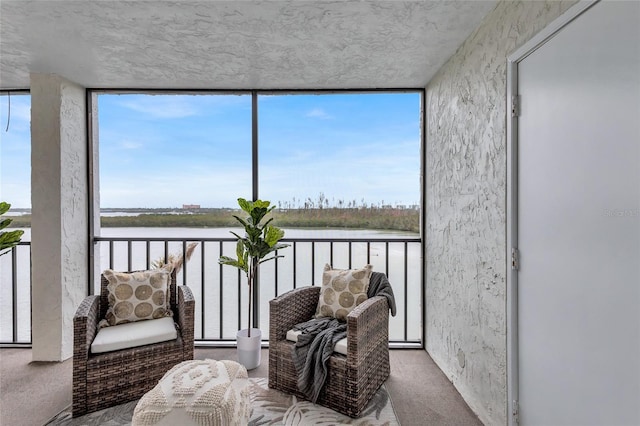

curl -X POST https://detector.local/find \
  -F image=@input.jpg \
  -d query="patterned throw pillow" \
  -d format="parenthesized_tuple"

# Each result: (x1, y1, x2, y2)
(315, 264, 372, 321)
(98, 266, 173, 328)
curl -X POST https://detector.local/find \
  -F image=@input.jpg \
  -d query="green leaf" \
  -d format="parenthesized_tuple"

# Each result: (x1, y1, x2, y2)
(250, 207, 268, 225)
(237, 198, 252, 214)
(0, 229, 24, 243)
(270, 242, 290, 251)
(235, 198, 275, 227)
(0, 218, 13, 231)
(218, 255, 236, 265)
(246, 226, 261, 242)
(261, 217, 274, 229)
(253, 240, 272, 258)
(232, 215, 248, 228)
(253, 200, 271, 209)
(219, 256, 244, 270)
(258, 254, 286, 265)
(235, 240, 247, 263)
(218, 239, 253, 275)
(0, 229, 24, 254)
(229, 231, 244, 241)
(0, 202, 23, 256)
(264, 225, 285, 247)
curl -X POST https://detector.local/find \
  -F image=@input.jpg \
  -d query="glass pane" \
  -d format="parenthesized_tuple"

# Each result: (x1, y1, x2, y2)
(0, 92, 31, 343)
(96, 93, 253, 340)
(258, 92, 421, 234)
(97, 93, 252, 210)
(258, 92, 422, 342)
(0, 93, 31, 211)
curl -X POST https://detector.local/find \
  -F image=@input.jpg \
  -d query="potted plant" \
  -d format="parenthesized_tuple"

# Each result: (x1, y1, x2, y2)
(219, 198, 289, 369)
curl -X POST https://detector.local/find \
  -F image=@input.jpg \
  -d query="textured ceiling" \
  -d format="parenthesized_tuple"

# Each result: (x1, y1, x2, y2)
(0, 1, 497, 90)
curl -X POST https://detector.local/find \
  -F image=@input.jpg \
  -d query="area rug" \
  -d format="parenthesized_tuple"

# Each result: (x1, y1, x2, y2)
(47, 378, 399, 425)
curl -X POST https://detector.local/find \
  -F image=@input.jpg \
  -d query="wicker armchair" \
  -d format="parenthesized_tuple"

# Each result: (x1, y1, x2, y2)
(269, 273, 391, 418)
(72, 269, 195, 417)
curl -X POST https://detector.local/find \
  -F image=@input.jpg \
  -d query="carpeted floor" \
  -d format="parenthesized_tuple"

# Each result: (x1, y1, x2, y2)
(0, 348, 483, 426)
(46, 378, 399, 425)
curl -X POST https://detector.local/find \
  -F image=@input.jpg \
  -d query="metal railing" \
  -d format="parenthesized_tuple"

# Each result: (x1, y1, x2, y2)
(1, 236, 423, 347)
(0, 242, 32, 346)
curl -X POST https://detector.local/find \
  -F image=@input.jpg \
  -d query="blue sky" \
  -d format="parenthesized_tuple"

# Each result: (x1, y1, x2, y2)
(0, 93, 31, 208)
(1, 92, 421, 209)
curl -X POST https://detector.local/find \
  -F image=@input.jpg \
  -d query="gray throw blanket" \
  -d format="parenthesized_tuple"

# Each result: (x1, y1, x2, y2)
(292, 272, 396, 402)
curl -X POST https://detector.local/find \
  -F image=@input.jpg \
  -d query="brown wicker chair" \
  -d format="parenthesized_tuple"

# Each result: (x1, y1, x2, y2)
(72, 269, 194, 417)
(268, 273, 391, 418)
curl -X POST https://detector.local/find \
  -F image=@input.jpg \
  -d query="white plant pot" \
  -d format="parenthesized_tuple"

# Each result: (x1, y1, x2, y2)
(236, 328, 262, 370)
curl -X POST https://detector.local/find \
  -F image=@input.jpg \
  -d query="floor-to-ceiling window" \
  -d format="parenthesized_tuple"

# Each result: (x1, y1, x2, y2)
(91, 90, 423, 344)
(257, 92, 422, 340)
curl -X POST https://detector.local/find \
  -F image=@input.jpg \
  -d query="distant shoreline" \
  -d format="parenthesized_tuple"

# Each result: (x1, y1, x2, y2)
(8, 207, 420, 233)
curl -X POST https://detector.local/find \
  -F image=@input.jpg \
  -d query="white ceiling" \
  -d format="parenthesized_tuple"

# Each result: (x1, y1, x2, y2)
(0, 1, 497, 90)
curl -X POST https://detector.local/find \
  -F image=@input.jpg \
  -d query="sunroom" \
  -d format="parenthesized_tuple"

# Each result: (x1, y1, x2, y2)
(1, 1, 638, 425)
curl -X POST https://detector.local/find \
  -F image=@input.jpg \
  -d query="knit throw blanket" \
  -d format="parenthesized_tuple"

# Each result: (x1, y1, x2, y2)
(291, 272, 396, 403)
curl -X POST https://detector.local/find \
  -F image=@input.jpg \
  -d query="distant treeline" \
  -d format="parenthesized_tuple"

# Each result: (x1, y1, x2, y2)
(272, 207, 419, 233)
(9, 207, 420, 233)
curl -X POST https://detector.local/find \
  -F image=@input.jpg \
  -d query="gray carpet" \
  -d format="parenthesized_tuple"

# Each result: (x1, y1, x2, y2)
(45, 378, 398, 426)
(0, 348, 482, 426)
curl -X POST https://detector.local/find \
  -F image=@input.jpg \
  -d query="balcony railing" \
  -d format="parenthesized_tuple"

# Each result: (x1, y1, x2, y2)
(0, 242, 32, 345)
(1, 236, 422, 347)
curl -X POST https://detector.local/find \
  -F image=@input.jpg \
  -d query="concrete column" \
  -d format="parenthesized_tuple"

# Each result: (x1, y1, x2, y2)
(30, 73, 88, 361)
(90, 92, 101, 287)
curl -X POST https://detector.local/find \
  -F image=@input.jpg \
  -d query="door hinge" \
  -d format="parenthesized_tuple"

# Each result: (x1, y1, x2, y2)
(511, 247, 519, 270)
(513, 399, 520, 424)
(511, 95, 520, 117)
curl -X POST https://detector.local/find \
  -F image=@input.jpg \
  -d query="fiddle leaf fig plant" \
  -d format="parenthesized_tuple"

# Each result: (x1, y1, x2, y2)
(219, 198, 289, 336)
(0, 202, 24, 257)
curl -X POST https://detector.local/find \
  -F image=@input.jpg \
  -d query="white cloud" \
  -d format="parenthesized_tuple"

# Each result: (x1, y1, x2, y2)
(119, 139, 143, 150)
(113, 94, 250, 120)
(1, 95, 31, 132)
(0, 182, 31, 208)
(100, 163, 253, 208)
(118, 97, 199, 119)
(305, 108, 333, 120)
(99, 146, 420, 208)
(259, 138, 421, 208)
(10, 101, 31, 124)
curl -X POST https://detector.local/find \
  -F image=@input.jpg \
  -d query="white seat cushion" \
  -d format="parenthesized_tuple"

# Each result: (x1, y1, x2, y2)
(286, 329, 348, 356)
(91, 316, 177, 354)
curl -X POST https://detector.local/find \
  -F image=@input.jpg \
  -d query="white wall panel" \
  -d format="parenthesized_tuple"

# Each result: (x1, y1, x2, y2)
(517, 1, 640, 423)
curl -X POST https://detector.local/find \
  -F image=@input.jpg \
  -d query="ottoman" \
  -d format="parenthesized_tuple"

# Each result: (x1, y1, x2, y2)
(132, 359, 251, 426)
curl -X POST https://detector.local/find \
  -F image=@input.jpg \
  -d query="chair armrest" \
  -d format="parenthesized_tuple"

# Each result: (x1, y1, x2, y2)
(72, 295, 100, 416)
(345, 296, 389, 362)
(73, 295, 100, 360)
(177, 285, 195, 358)
(269, 286, 320, 343)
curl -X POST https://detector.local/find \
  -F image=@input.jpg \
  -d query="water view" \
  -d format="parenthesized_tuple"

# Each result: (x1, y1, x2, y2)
(1, 227, 422, 343)
(1, 91, 424, 344)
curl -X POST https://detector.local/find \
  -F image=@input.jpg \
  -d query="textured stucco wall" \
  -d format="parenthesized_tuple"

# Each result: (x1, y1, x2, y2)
(424, 1, 578, 424)
(31, 74, 88, 361)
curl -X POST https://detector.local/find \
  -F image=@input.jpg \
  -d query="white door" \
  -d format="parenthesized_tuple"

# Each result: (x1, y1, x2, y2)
(517, 1, 640, 425)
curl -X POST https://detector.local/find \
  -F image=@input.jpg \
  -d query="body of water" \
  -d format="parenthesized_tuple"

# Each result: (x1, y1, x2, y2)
(1, 227, 422, 343)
